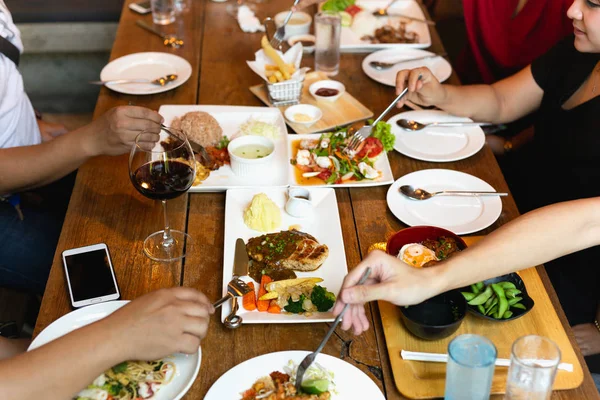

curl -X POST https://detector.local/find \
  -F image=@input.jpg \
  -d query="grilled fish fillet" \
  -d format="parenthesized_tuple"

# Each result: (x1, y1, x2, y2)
(246, 230, 328, 272)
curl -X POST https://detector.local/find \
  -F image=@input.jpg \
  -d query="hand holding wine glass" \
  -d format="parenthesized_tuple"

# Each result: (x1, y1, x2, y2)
(129, 127, 196, 261)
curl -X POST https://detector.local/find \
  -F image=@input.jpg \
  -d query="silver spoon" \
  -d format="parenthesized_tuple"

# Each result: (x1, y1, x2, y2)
(372, 0, 436, 24)
(400, 185, 508, 200)
(136, 20, 184, 48)
(90, 74, 178, 86)
(369, 53, 447, 71)
(397, 119, 492, 131)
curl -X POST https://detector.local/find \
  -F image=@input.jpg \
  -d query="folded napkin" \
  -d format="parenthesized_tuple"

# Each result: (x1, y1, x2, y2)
(237, 5, 265, 33)
(401, 350, 573, 372)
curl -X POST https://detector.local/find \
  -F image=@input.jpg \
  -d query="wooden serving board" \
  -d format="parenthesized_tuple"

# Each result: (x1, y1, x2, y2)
(250, 71, 373, 134)
(379, 236, 584, 399)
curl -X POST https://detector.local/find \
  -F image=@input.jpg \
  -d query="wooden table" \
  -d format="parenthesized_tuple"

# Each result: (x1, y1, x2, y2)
(34, 1, 600, 398)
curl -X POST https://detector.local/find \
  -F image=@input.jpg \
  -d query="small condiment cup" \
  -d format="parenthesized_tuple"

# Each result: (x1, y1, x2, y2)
(288, 34, 316, 54)
(309, 79, 345, 102)
(284, 104, 322, 127)
(275, 11, 312, 40)
(285, 187, 313, 218)
(227, 135, 275, 177)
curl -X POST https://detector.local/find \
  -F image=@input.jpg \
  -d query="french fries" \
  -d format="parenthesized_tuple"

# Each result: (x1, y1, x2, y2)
(258, 277, 323, 301)
(261, 36, 297, 83)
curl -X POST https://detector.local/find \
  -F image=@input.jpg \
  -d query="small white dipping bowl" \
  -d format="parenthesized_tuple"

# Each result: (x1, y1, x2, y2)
(284, 104, 323, 127)
(309, 80, 346, 102)
(227, 135, 275, 177)
(275, 11, 312, 40)
(288, 34, 316, 54)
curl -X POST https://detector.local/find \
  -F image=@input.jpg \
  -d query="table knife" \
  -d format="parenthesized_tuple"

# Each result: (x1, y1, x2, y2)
(224, 238, 249, 328)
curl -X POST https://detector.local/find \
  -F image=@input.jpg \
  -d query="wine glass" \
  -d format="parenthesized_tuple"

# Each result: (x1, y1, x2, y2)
(129, 127, 196, 262)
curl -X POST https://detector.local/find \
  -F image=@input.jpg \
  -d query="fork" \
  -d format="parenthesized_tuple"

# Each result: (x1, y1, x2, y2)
(269, 0, 301, 48)
(294, 268, 372, 393)
(212, 278, 252, 309)
(160, 124, 212, 166)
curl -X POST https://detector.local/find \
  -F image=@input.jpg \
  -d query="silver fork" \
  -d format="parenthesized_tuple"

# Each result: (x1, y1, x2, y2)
(294, 267, 372, 393)
(212, 278, 252, 309)
(269, 0, 301, 48)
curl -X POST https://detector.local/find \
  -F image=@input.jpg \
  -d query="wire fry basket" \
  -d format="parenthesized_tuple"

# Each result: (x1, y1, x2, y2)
(266, 78, 304, 106)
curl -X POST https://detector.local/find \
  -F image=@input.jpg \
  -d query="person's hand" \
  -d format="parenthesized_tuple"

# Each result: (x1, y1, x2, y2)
(332, 250, 444, 335)
(38, 119, 68, 142)
(83, 106, 163, 157)
(293, 0, 322, 11)
(101, 287, 214, 361)
(573, 323, 600, 357)
(395, 66, 446, 109)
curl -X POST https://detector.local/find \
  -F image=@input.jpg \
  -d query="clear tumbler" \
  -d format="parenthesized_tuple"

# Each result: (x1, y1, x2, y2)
(314, 11, 341, 76)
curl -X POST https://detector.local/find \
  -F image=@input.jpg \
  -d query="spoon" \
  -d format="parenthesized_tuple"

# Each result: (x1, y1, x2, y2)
(136, 20, 184, 48)
(372, 0, 435, 25)
(369, 53, 447, 71)
(400, 185, 508, 200)
(397, 119, 493, 131)
(89, 74, 178, 86)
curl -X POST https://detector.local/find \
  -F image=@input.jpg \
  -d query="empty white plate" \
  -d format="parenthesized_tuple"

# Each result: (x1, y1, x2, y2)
(388, 110, 486, 162)
(100, 52, 192, 95)
(387, 169, 502, 234)
(362, 48, 452, 87)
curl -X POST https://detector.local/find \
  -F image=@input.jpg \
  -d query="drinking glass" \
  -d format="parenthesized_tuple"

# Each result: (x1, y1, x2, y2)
(151, 0, 176, 25)
(314, 11, 341, 76)
(445, 334, 497, 400)
(505, 335, 561, 400)
(174, 0, 191, 13)
(129, 128, 196, 262)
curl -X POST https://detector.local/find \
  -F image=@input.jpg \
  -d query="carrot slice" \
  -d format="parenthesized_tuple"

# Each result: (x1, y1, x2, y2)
(257, 275, 272, 312)
(267, 300, 281, 314)
(242, 282, 256, 311)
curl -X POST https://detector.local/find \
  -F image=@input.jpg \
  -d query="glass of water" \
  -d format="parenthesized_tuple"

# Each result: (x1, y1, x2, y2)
(315, 11, 341, 76)
(505, 335, 561, 400)
(151, 0, 176, 25)
(445, 334, 497, 400)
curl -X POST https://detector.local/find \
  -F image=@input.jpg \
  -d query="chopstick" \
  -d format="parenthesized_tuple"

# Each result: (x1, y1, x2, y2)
(400, 350, 574, 372)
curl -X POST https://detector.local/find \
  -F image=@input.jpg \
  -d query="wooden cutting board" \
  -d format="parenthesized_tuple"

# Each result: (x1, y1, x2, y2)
(249, 71, 373, 134)
(379, 236, 584, 399)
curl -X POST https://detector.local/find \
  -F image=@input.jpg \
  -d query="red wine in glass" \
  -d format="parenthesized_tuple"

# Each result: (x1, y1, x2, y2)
(131, 160, 194, 200)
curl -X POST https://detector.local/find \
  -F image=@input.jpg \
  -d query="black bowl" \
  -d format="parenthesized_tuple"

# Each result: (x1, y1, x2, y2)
(461, 273, 535, 322)
(399, 290, 467, 341)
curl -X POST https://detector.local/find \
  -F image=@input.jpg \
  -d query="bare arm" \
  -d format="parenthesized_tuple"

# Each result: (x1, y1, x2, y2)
(0, 106, 162, 195)
(395, 65, 544, 124)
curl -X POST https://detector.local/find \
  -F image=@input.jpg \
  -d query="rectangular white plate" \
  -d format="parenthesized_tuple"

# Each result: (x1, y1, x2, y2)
(158, 105, 289, 192)
(341, 0, 431, 53)
(221, 187, 347, 323)
(287, 133, 395, 187)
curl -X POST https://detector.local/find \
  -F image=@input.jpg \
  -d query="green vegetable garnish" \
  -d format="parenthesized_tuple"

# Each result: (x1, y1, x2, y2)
(112, 362, 128, 374)
(321, 0, 355, 12)
(369, 121, 395, 152)
(285, 294, 306, 313)
(311, 285, 336, 312)
(301, 379, 330, 394)
(216, 135, 230, 150)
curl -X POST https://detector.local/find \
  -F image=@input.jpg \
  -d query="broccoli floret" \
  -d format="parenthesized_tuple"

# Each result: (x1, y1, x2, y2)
(284, 294, 306, 313)
(311, 286, 336, 312)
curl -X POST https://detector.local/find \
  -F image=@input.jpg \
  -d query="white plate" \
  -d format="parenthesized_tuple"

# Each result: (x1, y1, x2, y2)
(221, 187, 347, 323)
(362, 48, 452, 87)
(29, 301, 200, 400)
(100, 52, 192, 95)
(159, 105, 289, 192)
(205, 351, 385, 399)
(341, 0, 431, 53)
(387, 169, 502, 234)
(388, 110, 486, 162)
(287, 133, 395, 187)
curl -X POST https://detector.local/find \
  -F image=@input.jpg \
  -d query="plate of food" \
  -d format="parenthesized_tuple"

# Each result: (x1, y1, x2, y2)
(387, 110, 486, 162)
(321, 0, 431, 52)
(159, 105, 289, 192)
(362, 48, 452, 87)
(386, 169, 503, 234)
(287, 123, 395, 187)
(29, 301, 200, 400)
(204, 351, 385, 399)
(221, 187, 347, 323)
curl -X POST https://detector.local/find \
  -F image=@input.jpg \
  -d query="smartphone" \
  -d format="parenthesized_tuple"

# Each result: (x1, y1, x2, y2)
(129, 0, 152, 14)
(62, 243, 120, 308)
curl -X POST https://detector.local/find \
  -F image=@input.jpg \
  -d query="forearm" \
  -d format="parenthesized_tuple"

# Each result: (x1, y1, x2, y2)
(0, 320, 124, 400)
(437, 84, 508, 123)
(436, 198, 600, 292)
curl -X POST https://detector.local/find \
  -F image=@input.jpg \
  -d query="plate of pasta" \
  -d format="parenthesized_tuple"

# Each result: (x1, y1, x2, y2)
(28, 301, 200, 400)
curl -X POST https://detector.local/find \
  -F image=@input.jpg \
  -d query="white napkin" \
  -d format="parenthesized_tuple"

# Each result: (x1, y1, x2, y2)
(400, 350, 573, 372)
(246, 43, 307, 83)
(237, 5, 265, 33)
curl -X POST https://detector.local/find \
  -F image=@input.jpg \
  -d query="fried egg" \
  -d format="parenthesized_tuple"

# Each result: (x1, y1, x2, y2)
(398, 243, 438, 268)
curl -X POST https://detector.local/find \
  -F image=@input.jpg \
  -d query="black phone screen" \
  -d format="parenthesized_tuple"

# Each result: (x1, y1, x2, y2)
(65, 249, 117, 302)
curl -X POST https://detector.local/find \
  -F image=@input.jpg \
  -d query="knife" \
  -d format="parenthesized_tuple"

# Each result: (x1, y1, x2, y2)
(223, 238, 249, 329)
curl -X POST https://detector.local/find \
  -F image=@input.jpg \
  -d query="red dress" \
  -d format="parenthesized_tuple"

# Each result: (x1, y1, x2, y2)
(458, 0, 573, 84)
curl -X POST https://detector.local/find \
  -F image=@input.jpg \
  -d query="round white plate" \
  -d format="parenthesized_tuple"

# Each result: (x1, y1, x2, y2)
(205, 351, 385, 399)
(29, 301, 201, 400)
(362, 48, 452, 87)
(100, 52, 192, 95)
(387, 169, 503, 234)
(388, 110, 486, 162)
